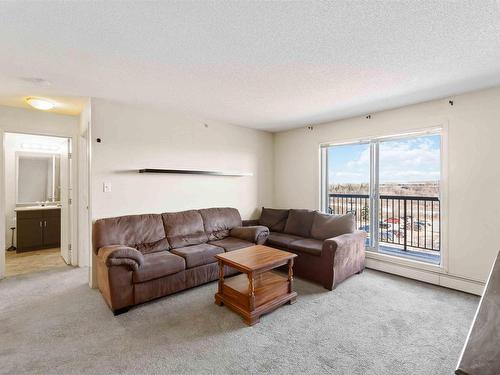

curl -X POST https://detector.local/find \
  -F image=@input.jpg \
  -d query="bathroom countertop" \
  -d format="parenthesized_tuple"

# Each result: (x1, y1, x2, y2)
(14, 205, 62, 212)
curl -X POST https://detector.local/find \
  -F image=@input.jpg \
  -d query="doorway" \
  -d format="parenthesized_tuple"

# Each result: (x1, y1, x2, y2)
(3, 132, 73, 277)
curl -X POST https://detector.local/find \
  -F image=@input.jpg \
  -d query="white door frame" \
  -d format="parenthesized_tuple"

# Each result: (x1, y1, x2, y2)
(59, 137, 72, 264)
(86, 115, 94, 288)
(0, 130, 79, 279)
(75, 99, 94, 287)
(78, 132, 89, 268)
(0, 129, 5, 277)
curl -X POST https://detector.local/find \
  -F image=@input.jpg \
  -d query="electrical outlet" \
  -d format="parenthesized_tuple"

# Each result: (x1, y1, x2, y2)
(103, 182, 112, 193)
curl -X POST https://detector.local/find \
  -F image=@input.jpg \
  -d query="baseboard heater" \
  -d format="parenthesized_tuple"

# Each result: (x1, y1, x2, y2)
(139, 168, 253, 177)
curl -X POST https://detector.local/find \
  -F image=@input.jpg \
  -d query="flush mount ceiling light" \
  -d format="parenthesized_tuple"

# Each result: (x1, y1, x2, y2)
(25, 97, 55, 111)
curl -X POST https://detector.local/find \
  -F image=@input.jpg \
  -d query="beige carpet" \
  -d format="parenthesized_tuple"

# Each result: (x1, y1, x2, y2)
(0, 266, 478, 375)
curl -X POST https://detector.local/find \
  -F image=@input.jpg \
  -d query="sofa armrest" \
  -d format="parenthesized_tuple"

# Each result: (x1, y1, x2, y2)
(321, 230, 367, 289)
(323, 230, 367, 254)
(242, 219, 260, 227)
(97, 245, 145, 271)
(230, 226, 269, 245)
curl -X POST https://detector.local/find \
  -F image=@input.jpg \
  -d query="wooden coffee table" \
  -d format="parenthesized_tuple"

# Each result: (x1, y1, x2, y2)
(214, 245, 297, 326)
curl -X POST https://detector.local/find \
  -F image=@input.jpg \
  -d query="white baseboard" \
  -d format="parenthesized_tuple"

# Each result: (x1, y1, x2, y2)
(366, 257, 485, 296)
(438, 274, 484, 295)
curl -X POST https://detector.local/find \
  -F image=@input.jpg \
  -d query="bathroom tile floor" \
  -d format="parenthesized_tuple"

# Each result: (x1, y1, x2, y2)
(5, 248, 68, 277)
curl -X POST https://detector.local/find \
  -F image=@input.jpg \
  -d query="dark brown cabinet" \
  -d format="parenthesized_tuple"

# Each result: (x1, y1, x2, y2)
(16, 209, 61, 252)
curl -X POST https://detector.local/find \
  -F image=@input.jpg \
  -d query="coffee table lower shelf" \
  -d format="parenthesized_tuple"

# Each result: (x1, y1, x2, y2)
(215, 271, 297, 326)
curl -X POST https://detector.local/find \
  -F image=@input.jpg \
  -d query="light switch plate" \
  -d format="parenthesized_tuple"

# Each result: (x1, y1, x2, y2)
(103, 182, 112, 193)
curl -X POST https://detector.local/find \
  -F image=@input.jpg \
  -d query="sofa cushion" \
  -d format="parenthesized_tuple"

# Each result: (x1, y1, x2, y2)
(209, 237, 254, 252)
(266, 232, 304, 249)
(133, 251, 185, 283)
(310, 212, 355, 240)
(170, 243, 224, 268)
(289, 238, 323, 257)
(283, 209, 316, 238)
(162, 210, 208, 249)
(199, 207, 242, 241)
(258, 207, 289, 232)
(93, 214, 170, 254)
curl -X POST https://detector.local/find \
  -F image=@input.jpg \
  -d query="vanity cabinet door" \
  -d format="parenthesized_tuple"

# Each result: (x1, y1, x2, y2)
(17, 212, 44, 251)
(43, 210, 61, 248)
(16, 209, 61, 251)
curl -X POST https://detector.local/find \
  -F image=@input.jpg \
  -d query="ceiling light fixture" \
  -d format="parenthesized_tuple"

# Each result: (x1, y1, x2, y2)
(25, 97, 55, 111)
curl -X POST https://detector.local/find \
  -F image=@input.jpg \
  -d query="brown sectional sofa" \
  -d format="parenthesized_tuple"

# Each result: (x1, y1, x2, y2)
(93, 207, 269, 314)
(93, 206, 366, 315)
(244, 208, 366, 290)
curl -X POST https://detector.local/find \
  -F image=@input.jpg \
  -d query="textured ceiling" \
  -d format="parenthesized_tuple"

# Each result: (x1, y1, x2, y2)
(1, 1, 500, 131)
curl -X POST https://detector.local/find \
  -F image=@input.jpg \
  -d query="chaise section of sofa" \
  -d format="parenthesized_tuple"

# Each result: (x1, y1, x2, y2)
(93, 207, 269, 314)
(244, 207, 366, 290)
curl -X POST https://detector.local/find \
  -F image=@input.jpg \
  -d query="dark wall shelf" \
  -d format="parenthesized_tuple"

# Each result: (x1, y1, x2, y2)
(139, 168, 253, 177)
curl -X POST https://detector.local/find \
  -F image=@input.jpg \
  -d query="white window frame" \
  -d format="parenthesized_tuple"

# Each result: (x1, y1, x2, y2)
(320, 125, 448, 272)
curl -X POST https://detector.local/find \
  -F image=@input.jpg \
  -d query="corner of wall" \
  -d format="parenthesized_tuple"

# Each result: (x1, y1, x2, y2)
(271, 131, 278, 209)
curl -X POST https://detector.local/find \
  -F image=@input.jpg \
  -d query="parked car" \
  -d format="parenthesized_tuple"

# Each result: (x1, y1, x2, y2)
(380, 231, 395, 241)
(385, 217, 400, 224)
(413, 220, 427, 231)
(379, 222, 390, 229)
(359, 225, 370, 232)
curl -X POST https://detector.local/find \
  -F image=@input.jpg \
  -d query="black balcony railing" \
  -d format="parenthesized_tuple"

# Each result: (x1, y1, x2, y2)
(328, 193, 440, 252)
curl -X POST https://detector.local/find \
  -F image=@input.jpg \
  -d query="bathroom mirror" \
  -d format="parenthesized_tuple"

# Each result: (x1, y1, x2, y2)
(16, 152, 61, 204)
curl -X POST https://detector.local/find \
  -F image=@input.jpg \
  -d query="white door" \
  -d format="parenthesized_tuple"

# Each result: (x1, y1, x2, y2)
(60, 138, 71, 264)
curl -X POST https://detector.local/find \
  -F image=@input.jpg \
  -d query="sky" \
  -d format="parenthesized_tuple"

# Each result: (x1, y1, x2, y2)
(328, 134, 441, 184)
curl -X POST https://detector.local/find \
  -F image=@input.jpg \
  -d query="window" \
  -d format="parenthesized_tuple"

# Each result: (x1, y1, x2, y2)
(321, 130, 442, 265)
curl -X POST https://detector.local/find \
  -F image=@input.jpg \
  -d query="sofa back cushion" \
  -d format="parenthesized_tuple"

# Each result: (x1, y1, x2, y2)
(199, 207, 242, 241)
(93, 214, 170, 254)
(162, 210, 208, 249)
(259, 207, 289, 232)
(310, 212, 355, 240)
(283, 209, 316, 238)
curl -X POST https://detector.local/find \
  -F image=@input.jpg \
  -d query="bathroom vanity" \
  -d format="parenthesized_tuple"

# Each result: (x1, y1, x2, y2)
(12, 150, 62, 252)
(15, 206, 61, 252)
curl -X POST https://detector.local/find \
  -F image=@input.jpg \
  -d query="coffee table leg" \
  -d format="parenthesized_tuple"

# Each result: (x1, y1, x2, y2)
(244, 272, 259, 325)
(248, 272, 255, 311)
(288, 259, 296, 304)
(215, 260, 224, 306)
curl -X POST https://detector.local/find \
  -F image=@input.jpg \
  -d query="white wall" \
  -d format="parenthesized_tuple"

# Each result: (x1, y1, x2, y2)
(0, 105, 79, 278)
(0, 106, 78, 137)
(274, 86, 500, 286)
(89, 99, 274, 287)
(91, 99, 274, 221)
